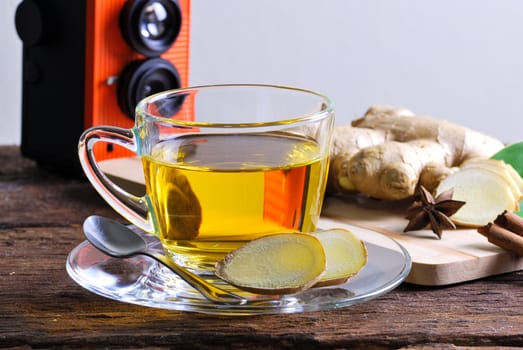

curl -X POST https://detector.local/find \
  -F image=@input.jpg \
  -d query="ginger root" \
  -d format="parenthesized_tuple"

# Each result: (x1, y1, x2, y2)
(328, 106, 504, 200)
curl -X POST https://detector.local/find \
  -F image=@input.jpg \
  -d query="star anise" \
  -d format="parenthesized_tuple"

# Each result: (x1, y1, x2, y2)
(403, 185, 466, 239)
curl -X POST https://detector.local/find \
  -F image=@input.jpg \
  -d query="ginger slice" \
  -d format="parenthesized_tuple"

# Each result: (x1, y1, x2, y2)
(312, 228, 368, 287)
(436, 167, 518, 227)
(463, 159, 523, 200)
(215, 233, 326, 295)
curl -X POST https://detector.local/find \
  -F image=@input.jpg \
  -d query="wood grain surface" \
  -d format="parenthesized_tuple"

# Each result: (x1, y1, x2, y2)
(2, 146, 523, 349)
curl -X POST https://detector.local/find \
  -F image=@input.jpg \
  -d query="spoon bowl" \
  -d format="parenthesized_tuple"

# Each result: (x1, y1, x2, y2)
(83, 215, 245, 305)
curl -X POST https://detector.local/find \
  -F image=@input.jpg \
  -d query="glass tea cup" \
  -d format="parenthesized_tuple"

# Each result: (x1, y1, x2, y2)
(79, 84, 334, 270)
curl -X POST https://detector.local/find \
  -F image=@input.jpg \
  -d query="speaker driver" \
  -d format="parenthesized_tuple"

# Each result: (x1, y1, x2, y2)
(117, 57, 181, 118)
(120, 0, 182, 57)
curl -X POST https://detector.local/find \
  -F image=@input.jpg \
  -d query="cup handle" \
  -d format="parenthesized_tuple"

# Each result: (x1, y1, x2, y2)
(78, 126, 154, 234)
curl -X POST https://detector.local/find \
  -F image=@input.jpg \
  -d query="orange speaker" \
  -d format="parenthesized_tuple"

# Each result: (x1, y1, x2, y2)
(15, 0, 191, 175)
(85, 0, 191, 160)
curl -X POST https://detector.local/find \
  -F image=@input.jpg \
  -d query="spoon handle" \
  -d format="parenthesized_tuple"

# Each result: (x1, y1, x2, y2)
(145, 250, 245, 305)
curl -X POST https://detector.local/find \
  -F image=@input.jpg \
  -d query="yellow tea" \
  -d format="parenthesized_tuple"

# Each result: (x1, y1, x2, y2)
(142, 132, 329, 269)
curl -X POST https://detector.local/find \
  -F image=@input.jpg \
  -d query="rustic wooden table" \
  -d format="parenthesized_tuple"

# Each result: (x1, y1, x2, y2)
(2, 145, 523, 349)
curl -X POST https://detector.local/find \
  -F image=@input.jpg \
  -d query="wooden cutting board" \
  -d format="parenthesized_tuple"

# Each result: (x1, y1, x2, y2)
(320, 195, 523, 286)
(99, 157, 523, 286)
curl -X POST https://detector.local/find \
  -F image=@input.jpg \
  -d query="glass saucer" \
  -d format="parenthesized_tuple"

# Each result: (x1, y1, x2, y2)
(66, 228, 411, 316)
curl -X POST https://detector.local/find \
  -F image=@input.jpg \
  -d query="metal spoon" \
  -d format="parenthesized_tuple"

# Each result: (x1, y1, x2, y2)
(83, 215, 245, 305)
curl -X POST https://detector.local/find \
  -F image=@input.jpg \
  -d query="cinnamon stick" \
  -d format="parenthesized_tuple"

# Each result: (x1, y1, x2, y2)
(493, 210, 523, 237)
(478, 223, 523, 257)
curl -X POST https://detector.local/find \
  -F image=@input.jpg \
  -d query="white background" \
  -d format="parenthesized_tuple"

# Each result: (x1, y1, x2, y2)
(2, 0, 523, 145)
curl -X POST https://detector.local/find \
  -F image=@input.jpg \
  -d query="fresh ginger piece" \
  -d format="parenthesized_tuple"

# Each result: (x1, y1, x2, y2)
(462, 159, 523, 200)
(419, 163, 458, 194)
(328, 106, 504, 200)
(346, 139, 449, 200)
(215, 233, 326, 295)
(351, 109, 504, 163)
(311, 228, 367, 287)
(436, 167, 518, 227)
(504, 163, 523, 195)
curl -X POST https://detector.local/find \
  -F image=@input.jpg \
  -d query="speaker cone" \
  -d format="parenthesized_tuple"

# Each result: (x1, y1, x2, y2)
(120, 0, 182, 57)
(117, 57, 181, 118)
